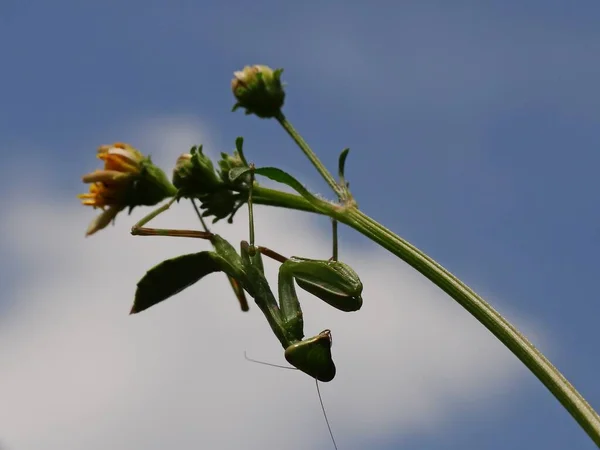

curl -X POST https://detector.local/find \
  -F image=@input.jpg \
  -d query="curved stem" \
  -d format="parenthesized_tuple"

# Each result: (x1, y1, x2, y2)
(276, 112, 342, 196)
(249, 187, 600, 446)
(344, 207, 600, 446)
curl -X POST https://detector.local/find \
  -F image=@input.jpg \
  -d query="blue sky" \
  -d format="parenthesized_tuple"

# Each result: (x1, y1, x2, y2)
(1, 1, 599, 449)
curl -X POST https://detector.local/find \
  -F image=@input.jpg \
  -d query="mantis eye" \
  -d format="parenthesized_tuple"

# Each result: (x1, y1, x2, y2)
(284, 330, 336, 382)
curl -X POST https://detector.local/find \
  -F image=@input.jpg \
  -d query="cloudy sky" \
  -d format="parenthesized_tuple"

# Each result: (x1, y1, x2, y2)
(1, 2, 599, 449)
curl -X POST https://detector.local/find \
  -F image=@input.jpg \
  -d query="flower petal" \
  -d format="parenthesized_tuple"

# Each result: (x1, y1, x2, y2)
(107, 145, 142, 163)
(96, 143, 143, 173)
(85, 205, 122, 236)
(82, 170, 131, 184)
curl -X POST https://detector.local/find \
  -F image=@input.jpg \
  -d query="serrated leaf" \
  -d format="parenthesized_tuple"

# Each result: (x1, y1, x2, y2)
(131, 252, 223, 314)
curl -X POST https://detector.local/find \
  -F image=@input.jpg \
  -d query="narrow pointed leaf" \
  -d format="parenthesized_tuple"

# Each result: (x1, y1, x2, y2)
(229, 166, 321, 205)
(338, 148, 350, 183)
(235, 136, 249, 166)
(131, 252, 223, 314)
(255, 167, 323, 205)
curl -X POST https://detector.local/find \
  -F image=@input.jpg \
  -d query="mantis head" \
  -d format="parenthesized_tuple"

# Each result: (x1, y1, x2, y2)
(284, 329, 336, 382)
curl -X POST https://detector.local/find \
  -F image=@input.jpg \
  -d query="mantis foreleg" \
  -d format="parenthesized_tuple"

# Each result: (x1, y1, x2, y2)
(246, 245, 364, 313)
(130, 198, 249, 311)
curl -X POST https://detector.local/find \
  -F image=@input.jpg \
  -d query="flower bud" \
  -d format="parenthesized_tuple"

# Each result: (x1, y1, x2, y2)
(172, 145, 223, 196)
(198, 190, 240, 223)
(231, 65, 285, 118)
(218, 150, 249, 185)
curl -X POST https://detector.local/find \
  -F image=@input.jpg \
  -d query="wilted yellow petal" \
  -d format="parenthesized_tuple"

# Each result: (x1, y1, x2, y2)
(82, 170, 131, 184)
(96, 143, 143, 173)
(107, 145, 143, 163)
(85, 205, 122, 236)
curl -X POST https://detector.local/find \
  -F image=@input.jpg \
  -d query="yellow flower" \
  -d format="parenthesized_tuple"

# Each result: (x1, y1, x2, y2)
(78, 143, 143, 236)
(79, 143, 176, 237)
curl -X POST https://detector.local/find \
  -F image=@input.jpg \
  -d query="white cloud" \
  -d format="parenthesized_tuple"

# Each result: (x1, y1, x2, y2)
(0, 122, 535, 450)
(126, 115, 220, 170)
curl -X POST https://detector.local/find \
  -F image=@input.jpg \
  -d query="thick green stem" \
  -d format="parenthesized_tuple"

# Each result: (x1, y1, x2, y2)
(250, 187, 600, 447)
(345, 207, 600, 446)
(252, 186, 322, 214)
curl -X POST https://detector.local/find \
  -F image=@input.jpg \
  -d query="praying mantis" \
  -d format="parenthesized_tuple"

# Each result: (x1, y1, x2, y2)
(129, 171, 363, 382)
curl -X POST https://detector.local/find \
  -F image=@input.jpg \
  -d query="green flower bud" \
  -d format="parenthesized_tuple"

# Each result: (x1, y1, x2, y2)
(172, 145, 223, 196)
(198, 190, 241, 223)
(231, 65, 285, 118)
(218, 150, 249, 185)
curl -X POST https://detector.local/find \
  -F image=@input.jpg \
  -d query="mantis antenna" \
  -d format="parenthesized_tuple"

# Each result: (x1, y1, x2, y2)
(316, 378, 338, 450)
(243, 351, 339, 450)
(243, 351, 297, 370)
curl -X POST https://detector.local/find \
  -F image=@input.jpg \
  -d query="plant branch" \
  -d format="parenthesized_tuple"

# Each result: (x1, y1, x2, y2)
(251, 185, 324, 214)
(247, 185, 600, 446)
(275, 111, 342, 196)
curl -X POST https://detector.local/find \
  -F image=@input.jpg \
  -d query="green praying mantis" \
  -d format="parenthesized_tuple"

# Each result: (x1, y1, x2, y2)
(129, 169, 364, 383)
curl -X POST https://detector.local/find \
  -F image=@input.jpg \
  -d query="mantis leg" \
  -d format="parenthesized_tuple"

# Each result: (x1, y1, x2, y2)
(238, 240, 296, 346)
(130, 198, 214, 239)
(240, 242, 304, 336)
(241, 163, 335, 381)
(251, 245, 363, 312)
(129, 199, 249, 311)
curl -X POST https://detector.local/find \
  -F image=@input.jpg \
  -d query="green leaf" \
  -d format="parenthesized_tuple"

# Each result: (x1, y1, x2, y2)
(338, 148, 350, 183)
(229, 166, 324, 207)
(229, 166, 250, 183)
(235, 137, 249, 166)
(131, 252, 223, 314)
(254, 167, 322, 205)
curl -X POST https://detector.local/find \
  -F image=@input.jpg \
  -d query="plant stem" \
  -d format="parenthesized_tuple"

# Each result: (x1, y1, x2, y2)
(252, 186, 321, 214)
(250, 187, 600, 447)
(344, 207, 600, 446)
(276, 111, 342, 196)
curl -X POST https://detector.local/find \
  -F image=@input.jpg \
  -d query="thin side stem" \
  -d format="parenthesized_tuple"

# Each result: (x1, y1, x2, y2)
(331, 219, 338, 261)
(190, 199, 210, 233)
(276, 111, 341, 196)
(248, 165, 256, 248)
